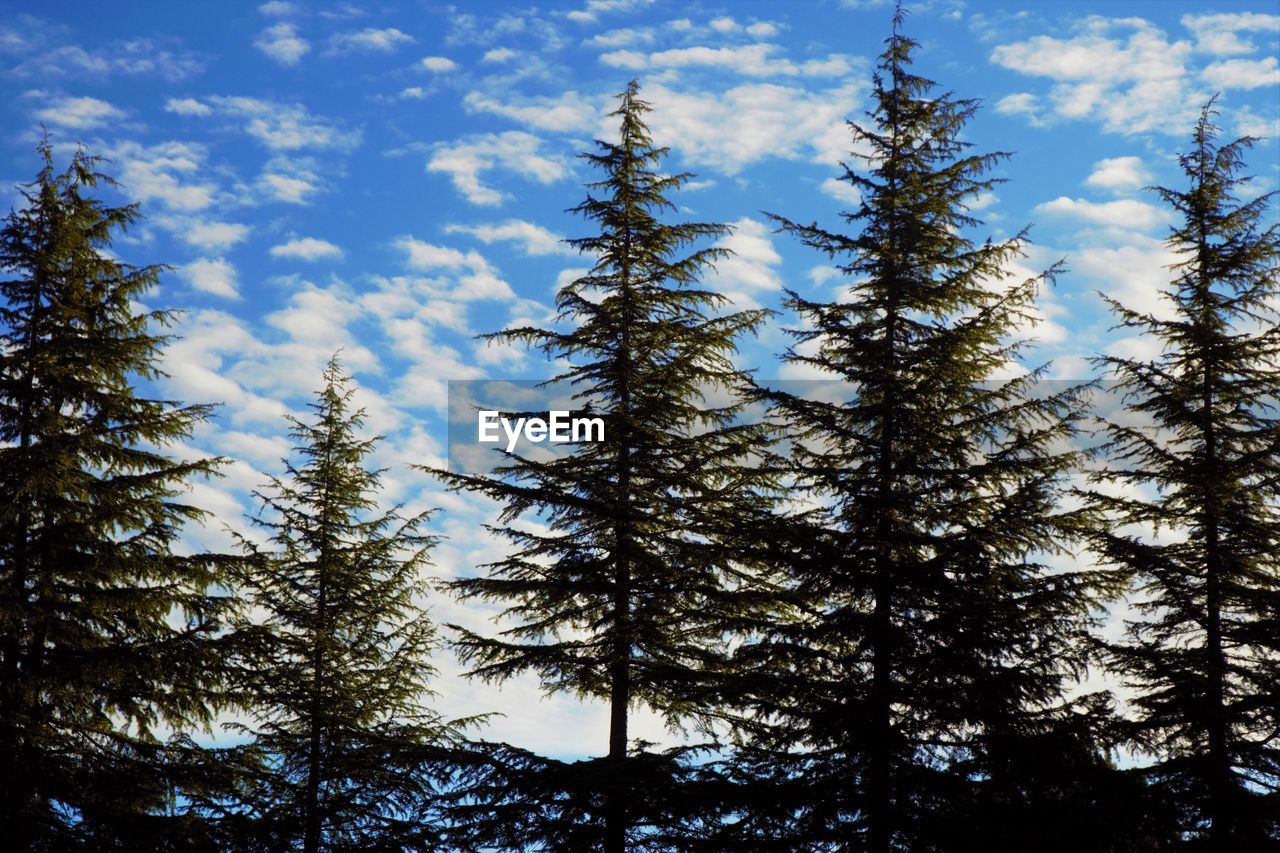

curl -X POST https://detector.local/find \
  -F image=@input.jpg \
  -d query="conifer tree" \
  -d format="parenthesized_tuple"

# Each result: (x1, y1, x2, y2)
(0, 140, 233, 848)
(1089, 99, 1279, 849)
(429, 81, 776, 851)
(723, 10, 1124, 849)
(222, 358, 469, 851)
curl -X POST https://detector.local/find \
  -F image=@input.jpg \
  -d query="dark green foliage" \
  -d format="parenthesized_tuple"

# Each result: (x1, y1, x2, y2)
(427, 81, 777, 850)
(723, 11, 1119, 849)
(0, 140, 233, 847)
(220, 359, 470, 851)
(1088, 99, 1280, 849)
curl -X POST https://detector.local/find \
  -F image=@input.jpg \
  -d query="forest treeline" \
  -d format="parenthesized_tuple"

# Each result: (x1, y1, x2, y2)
(1, 11, 1277, 853)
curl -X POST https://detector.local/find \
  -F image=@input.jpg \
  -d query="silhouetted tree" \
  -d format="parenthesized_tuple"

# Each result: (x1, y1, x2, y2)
(0, 139, 233, 848)
(428, 81, 777, 851)
(1088, 98, 1279, 850)
(223, 358, 471, 851)
(723, 9, 1120, 850)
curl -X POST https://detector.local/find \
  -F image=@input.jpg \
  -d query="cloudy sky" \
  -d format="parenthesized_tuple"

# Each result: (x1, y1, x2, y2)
(2, 0, 1278, 755)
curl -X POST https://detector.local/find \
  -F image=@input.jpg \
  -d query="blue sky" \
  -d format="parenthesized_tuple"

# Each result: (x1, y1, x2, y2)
(2, 0, 1278, 754)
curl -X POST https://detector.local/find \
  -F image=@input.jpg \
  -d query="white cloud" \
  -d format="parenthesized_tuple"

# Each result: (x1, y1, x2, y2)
(270, 236, 344, 261)
(1235, 105, 1280, 139)
(258, 1, 298, 16)
(482, 47, 516, 63)
(112, 141, 217, 211)
(994, 92, 1044, 125)
(640, 82, 861, 174)
(427, 131, 570, 205)
(1181, 12, 1280, 57)
(254, 23, 309, 66)
(1201, 57, 1280, 90)
(709, 16, 738, 33)
(705, 217, 783, 305)
(164, 97, 211, 117)
(991, 17, 1206, 135)
(601, 43, 857, 79)
(184, 220, 250, 250)
(204, 96, 361, 151)
(588, 28, 654, 48)
(445, 220, 576, 256)
(1035, 196, 1166, 231)
(1074, 236, 1181, 321)
(463, 90, 601, 133)
(393, 237, 517, 303)
(329, 27, 414, 54)
(820, 176, 861, 205)
(746, 22, 780, 38)
(1085, 156, 1151, 192)
(4, 27, 203, 81)
(567, 0, 655, 24)
(35, 95, 123, 129)
(399, 86, 426, 100)
(420, 56, 458, 72)
(259, 165, 319, 204)
(180, 258, 239, 298)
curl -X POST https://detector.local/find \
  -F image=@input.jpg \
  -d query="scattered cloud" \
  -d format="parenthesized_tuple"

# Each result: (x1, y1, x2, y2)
(1085, 156, 1151, 193)
(255, 22, 310, 66)
(1202, 56, 1280, 90)
(588, 27, 655, 48)
(463, 90, 601, 133)
(1181, 12, 1280, 57)
(165, 96, 212, 116)
(705, 217, 783, 306)
(820, 176, 861, 205)
(184, 220, 250, 250)
(198, 96, 361, 151)
(1, 17, 204, 81)
(991, 17, 1204, 135)
(112, 141, 218, 211)
(258, 1, 299, 16)
(445, 220, 576, 256)
(994, 92, 1045, 126)
(180, 258, 240, 298)
(270, 236, 344, 261)
(1073, 236, 1181, 321)
(258, 159, 321, 204)
(641, 82, 862, 174)
(34, 95, 123, 129)
(482, 47, 517, 63)
(426, 131, 570, 205)
(567, 0, 655, 24)
(419, 56, 459, 72)
(394, 237, 517, 301)
(1035, 196, 1167, 231)
(601, 43, 858, 79)
(328, 27, 415, 54)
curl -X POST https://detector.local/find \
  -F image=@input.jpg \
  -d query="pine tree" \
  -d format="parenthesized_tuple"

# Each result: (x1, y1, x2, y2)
(1089, 99, 1279, 849)
(0, 140, 234, 848)
(428, 80, 776, 850)
(220, 358, 470, 851)
(722, 9, 1124, 849)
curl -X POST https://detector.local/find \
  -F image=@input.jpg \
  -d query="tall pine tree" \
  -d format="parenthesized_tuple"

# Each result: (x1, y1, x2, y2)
(722, 9, 1127, 850)
(429, 80, 777, 851)
(219, 358, 470, 851)
(1089, 99, 1279, 849)
(0, 140, 234, 848)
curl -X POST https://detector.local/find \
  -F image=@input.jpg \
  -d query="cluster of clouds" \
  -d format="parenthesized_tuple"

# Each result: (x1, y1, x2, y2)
(992, 12, 1280, 136)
